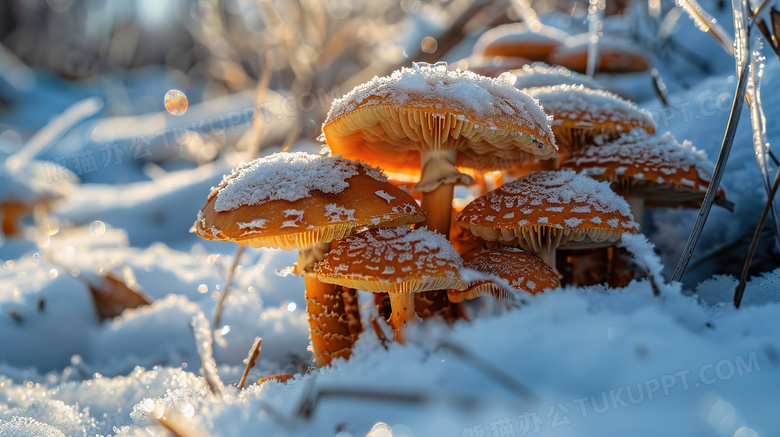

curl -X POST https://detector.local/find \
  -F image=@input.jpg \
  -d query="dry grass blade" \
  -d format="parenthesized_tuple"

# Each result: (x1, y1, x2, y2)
(772, 8, 780, 46)
(673, 64, 749, 281)
(338, 0, 506, 93)
(298, 387, 429, 419)
(280, 125, 302, 153)
(243, 52, 273, 160)
(435, 340, 537, 402)
(213, 245, 245, 331)
(153, 413, 211, 437)
(8, 308, 23, 324)
(191, 312, 225, 398)
(651, 68, 670, 105)
(745, 40, 780, 248)
(734, 166, 780, 307)
(369, 315, 389, 350)
(757, 20, 780, 59)
(672, 0, 751, 282)
(238, 337, 262, 389)
(750, 0, 773, 20)
(675, 0, 734, 55)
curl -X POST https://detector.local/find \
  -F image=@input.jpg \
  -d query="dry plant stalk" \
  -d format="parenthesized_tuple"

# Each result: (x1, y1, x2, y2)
(213, 245, 245, 331)
(238, 337, 262, 389)
(153, 413, 211, 437)
(369, 315, 389, 350)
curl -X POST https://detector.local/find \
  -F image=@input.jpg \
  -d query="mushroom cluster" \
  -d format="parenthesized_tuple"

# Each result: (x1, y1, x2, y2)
(194, 152, 427, 365)
(191, 38, 722, 366)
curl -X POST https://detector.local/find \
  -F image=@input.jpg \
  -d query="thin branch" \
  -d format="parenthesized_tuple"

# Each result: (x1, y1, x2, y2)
(369, 315, 389, 350)
(213, 245, 245, 331)
(238, 337, 263, 389)
(672, 38, 751, 282)
(734, 165, 780, 307)
(435, 340, 537, 402)
(244, 53, 273, 160)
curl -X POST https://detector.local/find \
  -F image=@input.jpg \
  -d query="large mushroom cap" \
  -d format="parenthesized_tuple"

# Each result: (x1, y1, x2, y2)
(511, 62, 604, 90)
(311, 226, 467, 293)
(524, 85, 656, 153)
(194, 152, 425, 249)
(561, 129, 726, 208)
(457, 170, 638, 251)
(549, 35, 652, 73)
(474, 23, 569, 61)
(449, 247, 560, 302)
(321, 62, 557, 178)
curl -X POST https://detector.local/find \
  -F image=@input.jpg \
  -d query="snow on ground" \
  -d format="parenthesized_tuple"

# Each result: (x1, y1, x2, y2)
(1, 0, 780, 435)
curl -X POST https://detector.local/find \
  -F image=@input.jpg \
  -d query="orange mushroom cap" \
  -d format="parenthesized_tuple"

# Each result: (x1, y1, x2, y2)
(524, 85, 656, 154)
(457, 170, 638, 251)
(449, 247, 560, 303)
(474, 23, 569, 61)
(321, 63, 557, 185)
(549, 36, 652, 73)
(561, 129, 726, 208)
(193, 152, 425, 250)
(310, 226, 467, 293)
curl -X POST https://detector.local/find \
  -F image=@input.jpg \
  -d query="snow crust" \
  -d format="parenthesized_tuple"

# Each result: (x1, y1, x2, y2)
(512, 62, 604, 90)
(463, 170, 634, 224)
(324, 62, 554, 142)
(212, 152, 386, 212)
(525, 85, 655, 127)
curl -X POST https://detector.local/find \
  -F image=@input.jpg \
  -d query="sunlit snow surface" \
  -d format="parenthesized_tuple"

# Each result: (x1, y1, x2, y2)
(1, 4, 780, 437)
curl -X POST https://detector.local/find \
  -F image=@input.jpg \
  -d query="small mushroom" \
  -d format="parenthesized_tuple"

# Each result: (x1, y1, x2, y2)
(193, 152, 424, 365)
(449, 247, 560, 303)
(474, 23, 570, 62)
(549, 35, 652, 74)
(0, 159, 76, 237)
(457, 170, 638, 272)
(511, 62, 605, 90)
(524, 85, 656, 161)
(310, 226, 467, 342)
(561, 129, 728, 230)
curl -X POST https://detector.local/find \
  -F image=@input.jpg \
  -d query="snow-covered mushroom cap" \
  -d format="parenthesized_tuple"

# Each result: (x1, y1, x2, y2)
(193, 152, 425, 250)
(561, 129, 726, 208)
(511, 62, 604, 90)
(549, 35, 652, 73)
(524, 85, 656, 152)
(457, 170, 638, 251)
(474, 23, 569, 61)
(311, 226, 467, 294)
(322, 62, 557, 185)
(449, 247, 560, 303)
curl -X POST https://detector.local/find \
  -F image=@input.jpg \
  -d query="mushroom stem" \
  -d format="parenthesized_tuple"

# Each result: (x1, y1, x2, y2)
(297, 241, 332, 273)
(301, 241, 357, 367)
(627, 195, 645, 231)
(304, 276, 355, 367)
(388, 291, 416, 343)
(537, 246, 558, 274)
(419, 183, 455, 237)
(341, 287, 363, 343)
(415, 150, 474, 237)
